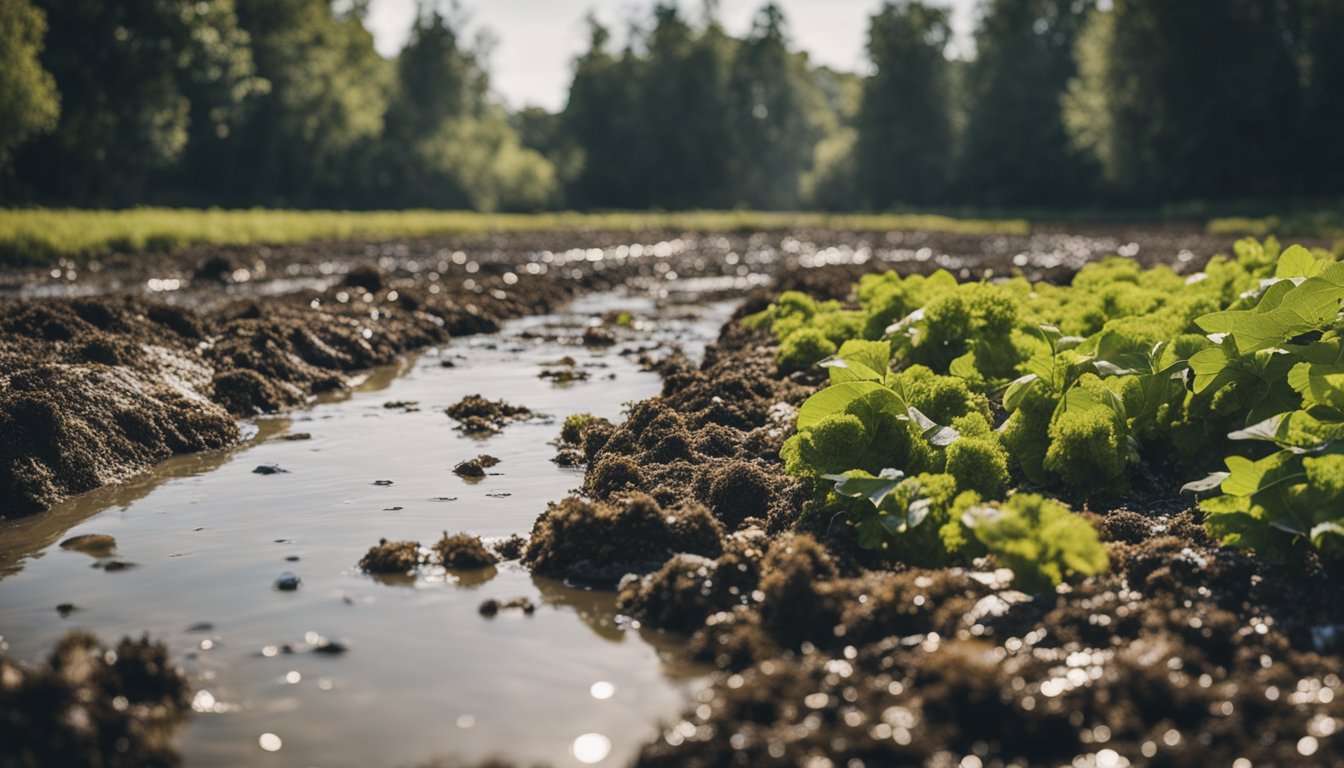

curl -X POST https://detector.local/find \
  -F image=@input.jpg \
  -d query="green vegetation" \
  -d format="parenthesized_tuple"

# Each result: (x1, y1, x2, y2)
(753, 238, 1344, 582)
(1182, 244, 1344, 561)
(2, 1, 1341, 211)
(560, 413, 603, 446)
(0, 0, 59, 168)
(1209, 211, 1344, 242)
(0, 208, 1027, 264)
(963, 494, 1109, 593)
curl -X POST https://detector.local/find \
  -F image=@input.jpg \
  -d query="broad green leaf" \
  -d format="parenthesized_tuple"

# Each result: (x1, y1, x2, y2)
(828, 469, 932, 537)
(1288, 360, 1344, 414)
(948, 352, 978, 382)
(1052, 382, 1126, 427)
(908, 406, 960, 447)
(822, 339, 891, 384)
(1275, 245, 1322, 279)
(1220, 453, 1304, 497)
(824, 468, 905, 509)
(1003, 373, 1039, 412)
(1090, 330, 1150, 376)
(1189, 345, 1234, 393)
(1204, 276, 1344, 353)
(797, 381, 906, 430)
(1022, 346, 1056, 385)
(1197, 279, 1294, 334)
(1035, 325, 1063, 354)
(1182, 472, 1230, 494)
(1228, 414, 1289, 444)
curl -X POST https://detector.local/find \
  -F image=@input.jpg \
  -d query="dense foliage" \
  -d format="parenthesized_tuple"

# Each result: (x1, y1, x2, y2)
(0, 0, 59, 169)
(751, 239, 1344, 585)
(2, 0, 1341, 209)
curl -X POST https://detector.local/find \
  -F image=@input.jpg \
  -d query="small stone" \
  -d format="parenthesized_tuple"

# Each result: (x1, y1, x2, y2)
(60, 533, 117, 557)
(582, 326, 617, 347)
(254, 464, 288, 475)
(280, 432, 312, 441)
(372, 480, 393, 486)
(479, 597, 536, 617)
(312, 638, 348, 655)
(275, 572, 301, 591)
(453, 454, 500, 478)
(56, 603, 77, 617)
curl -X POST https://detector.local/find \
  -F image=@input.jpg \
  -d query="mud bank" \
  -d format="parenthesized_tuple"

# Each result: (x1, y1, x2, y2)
(525, 264, 1344, 767)
(1, 224, 1257, 518)
(0, 267, 570, 517)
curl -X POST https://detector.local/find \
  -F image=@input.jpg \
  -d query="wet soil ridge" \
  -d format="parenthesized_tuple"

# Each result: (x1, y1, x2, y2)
(0, 264, 569, 517)
(530, 266, 1344, 767)
(0, 631, 191, 768)
(0, 226, 1242, 518)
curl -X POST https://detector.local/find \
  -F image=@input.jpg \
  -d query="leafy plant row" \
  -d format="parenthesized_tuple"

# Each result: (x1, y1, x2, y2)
(747, 238, 1344, 587)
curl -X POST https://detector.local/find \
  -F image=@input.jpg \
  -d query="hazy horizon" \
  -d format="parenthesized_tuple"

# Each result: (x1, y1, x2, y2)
(365, 0, 980, 111)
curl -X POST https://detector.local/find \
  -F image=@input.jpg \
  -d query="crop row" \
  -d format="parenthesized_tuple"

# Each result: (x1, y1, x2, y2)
(748, 238, 1344, 588)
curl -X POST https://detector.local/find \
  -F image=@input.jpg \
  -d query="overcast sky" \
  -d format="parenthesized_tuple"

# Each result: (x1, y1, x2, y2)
(365, 0, 980, 112)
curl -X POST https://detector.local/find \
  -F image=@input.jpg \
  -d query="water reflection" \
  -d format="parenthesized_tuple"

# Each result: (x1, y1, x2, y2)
(0, 290, 730, 767)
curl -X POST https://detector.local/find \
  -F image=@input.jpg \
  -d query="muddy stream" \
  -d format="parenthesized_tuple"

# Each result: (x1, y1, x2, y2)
(0, 287, 738, 767)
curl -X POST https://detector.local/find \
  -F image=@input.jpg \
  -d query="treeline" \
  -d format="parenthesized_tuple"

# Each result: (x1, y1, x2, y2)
(1, 0, 1341, 211)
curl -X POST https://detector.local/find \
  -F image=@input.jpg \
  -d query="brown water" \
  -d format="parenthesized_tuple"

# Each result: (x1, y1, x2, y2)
(0, 289, 738, 767)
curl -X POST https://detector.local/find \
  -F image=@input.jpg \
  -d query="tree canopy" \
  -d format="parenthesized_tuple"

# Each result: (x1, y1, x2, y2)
(1, 0, 1339, 210)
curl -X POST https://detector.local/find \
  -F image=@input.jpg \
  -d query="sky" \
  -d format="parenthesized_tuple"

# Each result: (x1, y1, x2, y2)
(365, 0, 980, 112)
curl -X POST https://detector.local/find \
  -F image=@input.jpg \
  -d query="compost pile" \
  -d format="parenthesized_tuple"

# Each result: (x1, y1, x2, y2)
(530, 237, 1344, 767)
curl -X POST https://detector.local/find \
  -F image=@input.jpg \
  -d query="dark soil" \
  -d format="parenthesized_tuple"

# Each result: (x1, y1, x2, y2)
(359, 539, 423, 575)
(0, 631, 191, 768)
(523, 494, 724, 587)
(453, 454, 501, 478)
(0, 224, 1256, 518)
(0, 264, 569, 517)
(478, 597, 536, 617)
(6, 224, 1333, 765)
(445, 395, 534, 436)
(527, 263, 1344, 767)
(434, 533, 499, 570)
(490, 535, 528, 561)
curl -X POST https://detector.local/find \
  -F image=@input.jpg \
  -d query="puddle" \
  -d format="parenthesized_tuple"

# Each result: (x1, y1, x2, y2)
(0, 288, 738, 767)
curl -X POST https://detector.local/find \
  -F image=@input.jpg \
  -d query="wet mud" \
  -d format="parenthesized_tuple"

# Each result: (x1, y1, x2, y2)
(532, 264, 1344, 767)
(0, 224, 1253, 519)
(6, 223, 1336, 766)
(0, 267, 569, 517)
